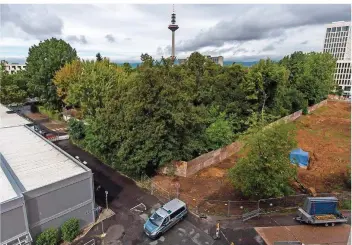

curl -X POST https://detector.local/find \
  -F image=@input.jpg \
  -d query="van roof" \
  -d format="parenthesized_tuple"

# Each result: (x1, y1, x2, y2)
(162, 198, 186, 214)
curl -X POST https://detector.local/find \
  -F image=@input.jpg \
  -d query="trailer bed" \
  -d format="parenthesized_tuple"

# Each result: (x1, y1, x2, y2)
(295, 208, 348, 225)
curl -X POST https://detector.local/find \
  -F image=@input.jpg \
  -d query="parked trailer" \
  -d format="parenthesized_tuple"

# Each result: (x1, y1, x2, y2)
(295, 197, 348, 226)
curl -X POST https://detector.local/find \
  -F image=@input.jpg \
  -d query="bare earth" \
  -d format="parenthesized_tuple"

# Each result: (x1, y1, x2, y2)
(295, 101, 351, 192)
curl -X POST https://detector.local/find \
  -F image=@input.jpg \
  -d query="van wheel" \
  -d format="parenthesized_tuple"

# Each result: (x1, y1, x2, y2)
(182, 214, 187, 220)
(325, 223, 329, 227)
(331, 223, 335, 227)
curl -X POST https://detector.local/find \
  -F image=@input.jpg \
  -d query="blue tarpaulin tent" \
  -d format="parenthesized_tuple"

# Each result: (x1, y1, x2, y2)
(290, 148, 309, 168)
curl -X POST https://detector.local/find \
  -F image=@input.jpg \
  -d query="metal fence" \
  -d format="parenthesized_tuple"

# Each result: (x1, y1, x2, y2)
(137, 175, 351, 219)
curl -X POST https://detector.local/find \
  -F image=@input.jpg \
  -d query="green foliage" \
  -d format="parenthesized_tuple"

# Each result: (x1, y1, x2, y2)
(82, 59, 209, 176)
(302, 99, 309, 115)
(96, 52, 103, 61)
(26, 38, 77, 109)
(61, 218, 80, 242)
(205, 109, 234, 150)
(340, 199, 351, 210)
(332, 84, 344, 96)
(0, 69, 28, 105)
(243, 59, 290, 118)
(68, 119, 85, 140)
(229, 121, 298, 198)
(281, 51, 335, 106)
(38, 105, 61, 121)
(35, 228, 59, 245)
(122, 62, 133, 74)
(64, 59, 127, 118)
(51, 51, 335, 182)
(302, 106, 308, 115)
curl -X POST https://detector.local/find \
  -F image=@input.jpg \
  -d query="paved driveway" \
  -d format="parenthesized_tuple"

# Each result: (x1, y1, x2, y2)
(55, 140, 217, 245)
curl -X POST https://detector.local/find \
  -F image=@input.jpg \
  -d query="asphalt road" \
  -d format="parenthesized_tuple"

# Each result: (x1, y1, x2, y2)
(55, 140, 220, 245)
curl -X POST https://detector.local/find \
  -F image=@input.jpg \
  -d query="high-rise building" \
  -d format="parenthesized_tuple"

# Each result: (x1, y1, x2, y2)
(323, 21, 351, 97)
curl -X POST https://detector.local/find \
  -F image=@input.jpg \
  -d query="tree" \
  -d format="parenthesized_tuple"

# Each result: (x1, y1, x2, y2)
(26, 38, 78, 109)
(280, 52, 336, 106)
(68, 119, 85, 140)
(53, 59, 82, 105)
(82, 56, 209, 176)
(35, 228, 59, 245)
(63, 59, 128, 118)
(228, 119, 297, 198)
(205, 108, 234, 150)
(332, 84, 344, 96)
(61, 218, 80, 242)
(96, 52, 103, 62)
(243, 59, 290, 119)
(0, 68, 28, 105)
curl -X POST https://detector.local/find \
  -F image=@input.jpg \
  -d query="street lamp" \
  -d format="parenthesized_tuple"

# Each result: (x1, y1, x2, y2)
(105, 191, 109, 210)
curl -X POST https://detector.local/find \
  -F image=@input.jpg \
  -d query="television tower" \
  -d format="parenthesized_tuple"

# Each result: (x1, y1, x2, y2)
(168, 5, 179, 62)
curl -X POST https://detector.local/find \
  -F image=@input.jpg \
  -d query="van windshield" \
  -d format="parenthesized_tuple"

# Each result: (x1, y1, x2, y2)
(149, 211, 164, 226)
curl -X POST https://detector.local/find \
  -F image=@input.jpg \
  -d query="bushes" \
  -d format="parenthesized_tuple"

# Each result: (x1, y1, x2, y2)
(302, 100, 309, 115)
(61, 218, 80, 242)
(35, 228, 59, 245)
(68, 119, 85, 140)
(38, 105, 61, 120)
(35, 218, 80, 245)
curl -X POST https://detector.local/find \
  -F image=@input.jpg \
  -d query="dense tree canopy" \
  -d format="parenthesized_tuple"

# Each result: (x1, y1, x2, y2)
(0, 67, 28, 105)
(26, 38, 77, 109)
(59, 51, 335, 178)
(280, 51, 336, 105)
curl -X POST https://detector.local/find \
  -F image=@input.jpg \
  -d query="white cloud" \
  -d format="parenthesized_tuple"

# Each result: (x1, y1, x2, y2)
(0, 4, 350, 62)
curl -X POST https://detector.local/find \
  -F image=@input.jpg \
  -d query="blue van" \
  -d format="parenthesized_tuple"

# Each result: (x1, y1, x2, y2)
(144, 198, 187, 239)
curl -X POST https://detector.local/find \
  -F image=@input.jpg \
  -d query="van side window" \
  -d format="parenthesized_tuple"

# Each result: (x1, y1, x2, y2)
(170, 207, 185, 219)
(162, 216, 169, 225)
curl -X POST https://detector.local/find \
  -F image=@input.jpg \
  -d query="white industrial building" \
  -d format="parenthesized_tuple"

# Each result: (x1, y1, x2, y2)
(323, 21, 351, 97)
(0, 104, 95, 245)
(1, 61, 26, 74)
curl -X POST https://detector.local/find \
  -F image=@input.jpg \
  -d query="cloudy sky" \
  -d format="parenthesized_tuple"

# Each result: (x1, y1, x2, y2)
(0, 4, 351, 63)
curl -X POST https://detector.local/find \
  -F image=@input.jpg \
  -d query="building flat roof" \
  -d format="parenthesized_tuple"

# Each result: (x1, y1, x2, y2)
(326, 21, 351, 28)
(0, 165, 18, 203)
(0, 126, 87, 193)
(0, 104, 30, 129)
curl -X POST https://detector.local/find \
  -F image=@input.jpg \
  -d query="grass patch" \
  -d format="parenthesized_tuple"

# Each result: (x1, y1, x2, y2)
(312, 106, 329, 116)
(339, 199, 351, 210)
(38, 106, 62, 121)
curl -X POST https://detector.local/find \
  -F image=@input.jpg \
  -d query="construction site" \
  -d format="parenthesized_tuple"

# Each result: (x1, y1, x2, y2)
(151, 101, 351, 214)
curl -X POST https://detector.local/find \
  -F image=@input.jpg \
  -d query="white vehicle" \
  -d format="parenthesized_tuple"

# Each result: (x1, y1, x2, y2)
(144, 198, 187, 239)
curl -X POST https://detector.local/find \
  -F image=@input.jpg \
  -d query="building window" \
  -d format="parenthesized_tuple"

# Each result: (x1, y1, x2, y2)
(327, 28, 331, 32)
(343, 26, 349, 31)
